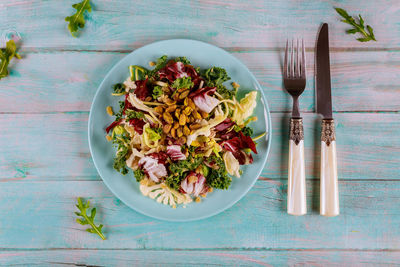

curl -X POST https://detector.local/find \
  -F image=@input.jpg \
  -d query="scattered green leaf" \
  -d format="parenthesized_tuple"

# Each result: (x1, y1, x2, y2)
(335, 8, 376, 42)
(0, 40, 20, 80)
(65, 0, 92, 36)
(75, 197, 106, 240)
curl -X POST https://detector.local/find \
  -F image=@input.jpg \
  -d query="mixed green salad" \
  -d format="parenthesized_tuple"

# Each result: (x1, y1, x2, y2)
(105, 55, 264, 208)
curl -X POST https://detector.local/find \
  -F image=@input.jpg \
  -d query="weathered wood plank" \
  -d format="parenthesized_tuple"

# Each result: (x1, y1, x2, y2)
(0, 51, 399, 113)
(0, 250, 399, 266)
(1, 0, 399, 50)
(0, 112, 398, 181)
(0, 179, 399, 249)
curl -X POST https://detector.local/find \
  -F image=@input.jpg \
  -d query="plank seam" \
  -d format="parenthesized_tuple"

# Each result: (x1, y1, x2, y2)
(0, 248, 399, 252)
(15, 47, 400, 53)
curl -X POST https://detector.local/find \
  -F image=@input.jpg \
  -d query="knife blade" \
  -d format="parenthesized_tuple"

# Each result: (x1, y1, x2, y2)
(315, 23, 339, 217)
(316, 23, 333, 119)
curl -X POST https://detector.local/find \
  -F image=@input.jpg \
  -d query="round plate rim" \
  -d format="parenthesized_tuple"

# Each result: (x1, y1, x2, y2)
(88, 39, 272, 222)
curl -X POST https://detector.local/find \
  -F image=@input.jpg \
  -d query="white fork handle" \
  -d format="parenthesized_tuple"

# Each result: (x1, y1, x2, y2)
(320, 119, 339, 217)
(287, 118, 307, 215)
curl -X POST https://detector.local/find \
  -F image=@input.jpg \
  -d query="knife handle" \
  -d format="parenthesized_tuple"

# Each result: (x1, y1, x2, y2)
(320, 119, 339, 217)
(287, 118, 307, 216)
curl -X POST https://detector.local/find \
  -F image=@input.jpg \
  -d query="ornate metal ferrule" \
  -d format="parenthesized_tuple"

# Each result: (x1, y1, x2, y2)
(321, 119, 336, 146)
(289, 118, 304, 145)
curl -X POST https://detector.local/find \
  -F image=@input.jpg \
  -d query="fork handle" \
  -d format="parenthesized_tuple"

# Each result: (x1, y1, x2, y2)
(287, 118, 307, 216)
(320, 119, 339, 217)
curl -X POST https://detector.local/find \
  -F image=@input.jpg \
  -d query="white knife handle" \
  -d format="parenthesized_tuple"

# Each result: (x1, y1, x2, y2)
(320, 119, 339, 216)
(287, 118, 307, 216)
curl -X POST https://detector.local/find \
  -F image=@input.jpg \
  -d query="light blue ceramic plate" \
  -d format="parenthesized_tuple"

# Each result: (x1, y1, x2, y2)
(88, 39, 271, 221)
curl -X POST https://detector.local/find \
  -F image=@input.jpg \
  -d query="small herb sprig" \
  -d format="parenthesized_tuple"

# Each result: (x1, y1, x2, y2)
(0, 40, 21, 80)
(65, 0, 92, 36)
(75, 197, 106, 240)
(335, 8, 376, 42)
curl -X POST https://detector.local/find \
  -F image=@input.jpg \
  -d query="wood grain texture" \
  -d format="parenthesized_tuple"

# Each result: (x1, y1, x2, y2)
(1, 0, 399, 264)
(0, 50, 399, 113)
(0, 250, 399, 266)
(1, 112, 399, 181)
(1, 0, 399, 50)
(0, 179, 400, 249)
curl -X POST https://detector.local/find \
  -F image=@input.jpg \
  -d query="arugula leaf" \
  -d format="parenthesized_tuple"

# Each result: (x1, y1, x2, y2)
(0, 40, 20, 80)
(152, 86, 163, 99)
(335, 8, 376, 42)
(133, 169, 145, 182)
(65, 0, 92, 36)
(174, 56, 191, 65)
(75, 197, 106, 240)
(202, 67, 231, 86)
(171, 77, 194, 90)
(125, 109, 145, 120)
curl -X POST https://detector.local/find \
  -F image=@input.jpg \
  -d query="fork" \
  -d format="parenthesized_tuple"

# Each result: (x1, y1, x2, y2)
(284, 39, 307, 216)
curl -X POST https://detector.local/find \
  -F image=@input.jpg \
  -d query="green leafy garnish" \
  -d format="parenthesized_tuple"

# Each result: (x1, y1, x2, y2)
(149, 55, 168, 77)
(241, 126, 254, 136)
(134, 169, 145, 182)
(166, 156, 203, 190)
(172, 77, 194, 90)
(114, 101, 125, 121)
(65, 0, 92, 37)
(113, 83, 125, 94)
(0, 40, 20, 80)
(112, 127, 130, 175)
(335, 8, 376, 42)
(217, 84, 236, 99)
(202, 67, 235, 99)
(75, 197, 106, 240)
(152, 86, 163, 99)
(145, 127, 162, 141)
(174, 56, 191, 65)
(202, 67, 231, 86)
(206, 156, 231, 190)
(125, 109, 145, 120)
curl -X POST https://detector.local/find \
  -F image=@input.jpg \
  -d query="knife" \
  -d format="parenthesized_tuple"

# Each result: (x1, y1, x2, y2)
(316, 23, 339, 217)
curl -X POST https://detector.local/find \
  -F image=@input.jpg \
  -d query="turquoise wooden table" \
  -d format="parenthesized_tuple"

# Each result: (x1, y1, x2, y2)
(1, 0, 399, 266)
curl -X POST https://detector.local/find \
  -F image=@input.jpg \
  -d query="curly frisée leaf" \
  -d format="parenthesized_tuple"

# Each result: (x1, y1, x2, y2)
(75, 197, 106, 240)
(65, 0, 92, 36)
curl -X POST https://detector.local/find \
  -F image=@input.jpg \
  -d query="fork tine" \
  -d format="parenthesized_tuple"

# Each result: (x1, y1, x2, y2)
(301, 38, 306, 77)
(284, 39, 288, 78)
(290, 39, 294, 78)
(296, 39, 300, 77)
